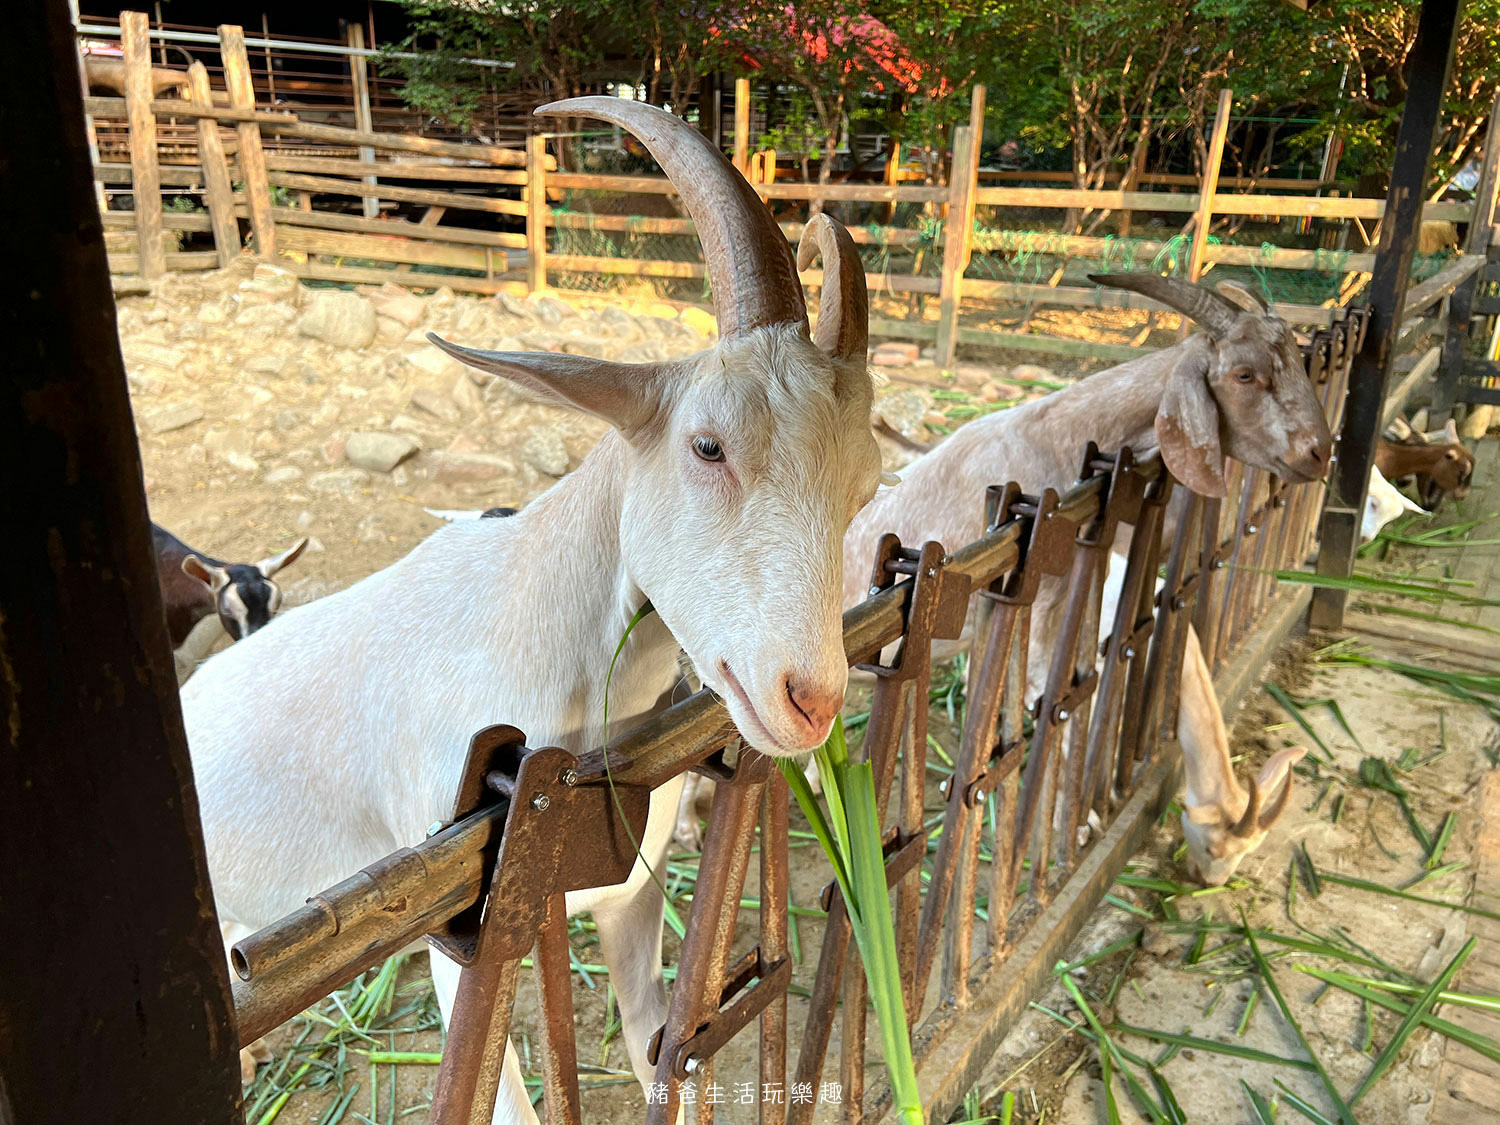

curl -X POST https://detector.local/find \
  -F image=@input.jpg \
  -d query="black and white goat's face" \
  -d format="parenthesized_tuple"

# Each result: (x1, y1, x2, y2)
(183, 539, 307, 640)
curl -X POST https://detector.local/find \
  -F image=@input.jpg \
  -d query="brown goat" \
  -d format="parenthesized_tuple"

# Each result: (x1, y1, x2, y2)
(1374, 437, 1474, 510)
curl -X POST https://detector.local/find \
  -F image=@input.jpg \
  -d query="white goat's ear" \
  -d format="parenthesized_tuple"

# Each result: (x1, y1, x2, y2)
(257, 537, 309, 579)
(1253, 746, 1306, 832)
(426, 334, 666, 436)
(1445, 418, 1460, 443)
(182, 554, 230, 593)
(1156, 346, 1227, 497)
(1399, 490, 1426, 514)
(1215, 280, 1269, 315)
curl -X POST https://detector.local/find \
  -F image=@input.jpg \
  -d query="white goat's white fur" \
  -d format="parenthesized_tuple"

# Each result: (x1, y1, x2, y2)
(185, 100, 880, 1120)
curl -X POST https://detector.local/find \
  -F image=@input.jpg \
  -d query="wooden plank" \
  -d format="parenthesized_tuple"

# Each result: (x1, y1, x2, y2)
(802, 270, 939, 295)
(757, 181, 949, 203)
(219, 24, 275, 258)
(85, 94, 297, 126)
(1405, 254, 1486, 315)
(960, 277, 1333, 326)
(100, 209, 213, 232)
(734, 77, 750, 173)
(1, 4, 244, 1116)
(973, 184, 1472, 222)
(936, 124, 980, 368)
(268, 120, 536, 169)
(284, 259, 524, 295)
(548, 254, 704, 279)
(347, 24, 377, 219)
(527, 134, 548, 292)
(94, 162, 206, 186)
(121, 13, 164, 279)
(1210, 196, 1473, 222)
(1185, 89, 1234, 287)
(187, 62, 239, 267)
(264, 153, 528, 186)
(108, 250, 221, 273)
(975, 185, 1200, 212)
(266, 169, 527, 216)
(270, 206, 526, 249)
(276, 224, 502, 272)
(954, 327, 1152, 361)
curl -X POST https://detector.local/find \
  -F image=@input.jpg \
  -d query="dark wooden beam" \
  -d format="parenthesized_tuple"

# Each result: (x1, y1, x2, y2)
(1310, 0, 1465, 629)
(0, 3, 242, 1121)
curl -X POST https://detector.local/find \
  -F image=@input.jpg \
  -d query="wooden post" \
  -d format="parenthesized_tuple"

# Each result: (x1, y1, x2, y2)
(733, 77, 751, 173)
(348, 23, 378, 220)
(1311, 0, 1465, 629)
(527, 133, 548, 292)
(1432, 86, 1500, 423)
(1120, 144, 1147, 238)
(121, 11, 165, 279)
(936, 113, 982, 369)
(1177, 88, 1233, 337)
(188, 62, 239, 267)
(1, 3, 244, 1119)
(962, 85, 986, 274)
(220, 24, 276, 258)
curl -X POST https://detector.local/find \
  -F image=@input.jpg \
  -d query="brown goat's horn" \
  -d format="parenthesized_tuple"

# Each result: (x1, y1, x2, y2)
(797, 213, 868, 362)
(538, 98, 806, 339)
(1089, 273, 1241, 337)
(1230, 774, 1263, 839)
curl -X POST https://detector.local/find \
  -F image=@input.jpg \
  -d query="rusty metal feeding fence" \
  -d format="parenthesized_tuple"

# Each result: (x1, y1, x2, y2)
(225, 311, 1362, 1122)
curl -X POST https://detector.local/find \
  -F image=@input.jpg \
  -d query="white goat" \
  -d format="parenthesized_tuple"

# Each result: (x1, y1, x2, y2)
(832, 274, 1330, 879)
(182, 101, 880, 1121)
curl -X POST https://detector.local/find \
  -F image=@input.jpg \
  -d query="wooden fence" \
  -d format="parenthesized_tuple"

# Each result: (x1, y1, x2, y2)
(91, 17, 1494, 382)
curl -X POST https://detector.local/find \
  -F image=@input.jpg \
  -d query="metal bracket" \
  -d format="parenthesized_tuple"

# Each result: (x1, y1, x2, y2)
(979, 485, 1074, 608)
(646, 948, 793, 1078)
(427, 725, 652, 966)
(965, 735, 1026, 808)
(856, 537, 969, 681)
(816, 827, 926, 912)
(1048, 668, 1099, 724)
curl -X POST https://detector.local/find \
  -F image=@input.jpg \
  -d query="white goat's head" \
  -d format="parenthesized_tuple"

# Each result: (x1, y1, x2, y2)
(1362, 465, 1424, 543)
(1089, 273, 1333, 497)
(431, 101, 879, 755)
(1182, 746, 1305, 886)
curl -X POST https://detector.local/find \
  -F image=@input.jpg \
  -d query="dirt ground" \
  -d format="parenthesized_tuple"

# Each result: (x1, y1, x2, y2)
(130, 266, 1500, 1124)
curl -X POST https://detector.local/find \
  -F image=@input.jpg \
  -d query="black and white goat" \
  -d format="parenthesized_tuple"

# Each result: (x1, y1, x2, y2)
(151, 523, 308, 646)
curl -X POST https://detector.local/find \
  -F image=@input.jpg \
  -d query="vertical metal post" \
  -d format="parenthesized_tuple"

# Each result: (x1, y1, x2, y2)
(1433, 86, 1500, 423)
(348, 23, 379, 219)
(0, 2, 243, 1117)
(1311, 0, 1465, 629)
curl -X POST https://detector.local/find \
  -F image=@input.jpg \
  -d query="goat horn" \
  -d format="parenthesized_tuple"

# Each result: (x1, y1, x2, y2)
(1257, 769, 1296, 831)
(1230, 774, 1263, 839)
(1088, 273, 1240, 337)
(537, 98, 805, 339)
(797, 213, 868, 362)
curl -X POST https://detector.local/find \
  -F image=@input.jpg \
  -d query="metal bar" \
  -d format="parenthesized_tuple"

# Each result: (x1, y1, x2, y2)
(1311, 0, 1465, 629)
(535, 894, 582, 1125)
(760, 776, 790, 1125)
(430, 956, 522, 1125)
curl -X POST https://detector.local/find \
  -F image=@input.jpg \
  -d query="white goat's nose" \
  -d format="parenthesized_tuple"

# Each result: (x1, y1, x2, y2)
(782, 677, 842, 745)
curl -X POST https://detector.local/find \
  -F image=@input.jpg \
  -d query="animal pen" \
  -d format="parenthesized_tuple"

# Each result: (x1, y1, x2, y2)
(1, 1, 1496, 1123)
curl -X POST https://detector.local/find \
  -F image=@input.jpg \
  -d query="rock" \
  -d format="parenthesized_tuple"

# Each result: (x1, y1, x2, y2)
(243, 353, 288, 376)
(404, 344, 465, 383)
(496, 292, 532, 320)
(346, 431, 420, 473)
(355, 513, 387, 543)
(618, 342, 668, 364)
(274, 409, 301, 432)
(527, 294, 576, 324)
(204, 427, 259, 473)
(369, 284, 426, 328)
(427, 450, 516, 484)
(979, 382, 1003, 404)
(322, 436, 347, 464)
(517, 333, 564, 353)
(875, 388, 933, 441)
(411, 387, 462, 424)
(872, 342, 920, 367)
(307, 467, 370, 494)
(236, 302, 299, 331)
(264, 465, 303, 485)
(143, 401, 204, 434)
(297, 290, 377, 350)
(522, 427, 569, 477)
(123, 341, 186, 371)
(447, 433, 484, 454)
(1009, 363, 1056, 384)
(126, 372, 164, 396)
(197, 302, 227, 324)
(954, 363, 991, 390)
(922, 411, 948, 428)
(451, 375, 484, 417)
(296, 510, 317, 531)
(236, 265, 301, 307)
(561, 336, 611, 357)
(678, 306, 718, 339)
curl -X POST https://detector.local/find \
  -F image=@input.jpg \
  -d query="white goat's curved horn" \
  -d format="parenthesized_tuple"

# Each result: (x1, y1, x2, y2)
(1230, 774, 1263, 839)
(1089, 272, 1240, 337)
(537, 98, 806, 339)
(1257, 770, 1296, 831)
(797, 213, 868, 362)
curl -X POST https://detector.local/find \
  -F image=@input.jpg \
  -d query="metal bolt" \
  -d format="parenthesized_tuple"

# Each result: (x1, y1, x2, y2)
(1058, 709, 1070, 722)
(869, 585, 881, 596)
(531, 793, 551, 811)
(560, 768, 578, 788)
(684, 1056, 702, 1074)
(1214, 559, 1227, 570)
(1246, 524, 1259, 535)
(927, 567, 937, 578)
(426, 820, 446, 838)
(1124, 646, 1136, 660)
(1172, 596, 1187, 611)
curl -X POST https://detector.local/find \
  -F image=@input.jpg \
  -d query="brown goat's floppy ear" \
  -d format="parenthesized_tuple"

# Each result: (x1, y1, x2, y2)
(1156, 346, 1227, 497)
(182, 554, 230, 593)
(427, 335, 666, 437)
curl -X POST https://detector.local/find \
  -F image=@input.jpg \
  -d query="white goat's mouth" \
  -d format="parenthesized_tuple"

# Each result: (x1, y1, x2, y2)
(714, 659, 792, 756)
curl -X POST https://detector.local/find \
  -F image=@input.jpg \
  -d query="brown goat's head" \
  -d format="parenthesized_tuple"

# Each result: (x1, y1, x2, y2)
(1089, 274, 1333, 497)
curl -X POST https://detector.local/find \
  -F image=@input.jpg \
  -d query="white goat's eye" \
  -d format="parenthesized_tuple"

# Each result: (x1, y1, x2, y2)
(692, 435, 725, 463)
